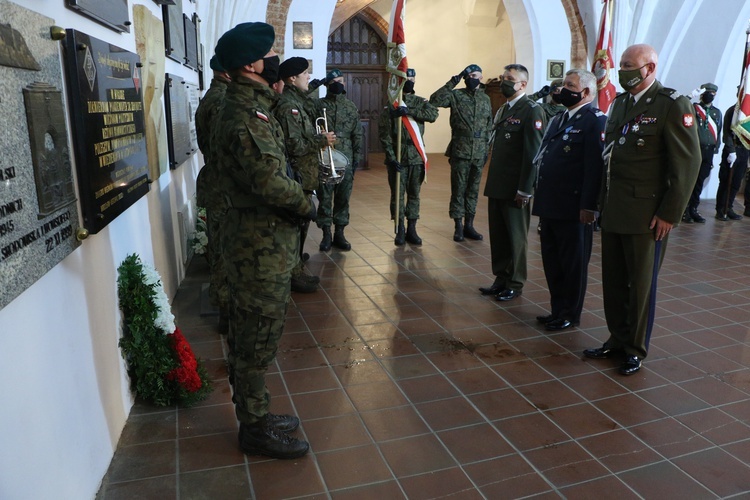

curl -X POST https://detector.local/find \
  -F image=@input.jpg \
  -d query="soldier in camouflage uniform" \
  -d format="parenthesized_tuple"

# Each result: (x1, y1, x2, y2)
(213, 22, 316, 460)
(314, 69, 362, 251)
(430, 64, 493, 242)
(195, 56, 231, 333)
(274, 57, 336, 293)
(379, 68, 438, 246)
(530, 79, 567, 120)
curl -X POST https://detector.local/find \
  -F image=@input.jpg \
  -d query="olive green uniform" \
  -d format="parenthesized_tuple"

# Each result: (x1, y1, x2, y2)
(600, 82, 700, 358)
(195, 78, 230, 310)
(379, 93, 438, 220)
(429, 81, 493, 219)
(211, 77, 313, 425)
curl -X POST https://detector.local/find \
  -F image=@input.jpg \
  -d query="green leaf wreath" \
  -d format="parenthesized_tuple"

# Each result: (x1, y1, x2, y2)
(117, 254, 212, 407)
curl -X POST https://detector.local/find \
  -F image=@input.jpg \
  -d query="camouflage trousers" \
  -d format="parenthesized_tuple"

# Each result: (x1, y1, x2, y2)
(317, 166, 354, 227)
(388, 162, 424, 221)
(207, 207, 229, 310)
(449, 158, 484, 219)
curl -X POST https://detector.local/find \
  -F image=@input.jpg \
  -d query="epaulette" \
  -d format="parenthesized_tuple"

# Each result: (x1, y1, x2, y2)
(591, 107, 605, 117)
(528, 100, 540, 108)
(615, 91, 628, 99)
(659, 88, 681, 100)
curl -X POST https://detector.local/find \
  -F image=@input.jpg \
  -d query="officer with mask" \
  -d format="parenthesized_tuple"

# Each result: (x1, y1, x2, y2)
(430, 64, 493, 242)
(530, 79, 567, 120)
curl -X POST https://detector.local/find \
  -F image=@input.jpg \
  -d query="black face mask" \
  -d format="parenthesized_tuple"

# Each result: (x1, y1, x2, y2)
(464, 77, 481, 91)
(259, 55, 280, 85)
(403, 80, 415, 94)
(500, 79, 518, 98)
(327, 81, 346, 95)
(701, 93, 715, 104)
(557, 87, 585, 107)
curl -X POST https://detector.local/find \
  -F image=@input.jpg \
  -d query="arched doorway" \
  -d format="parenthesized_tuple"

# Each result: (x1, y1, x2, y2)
(327, 14, 388, 160)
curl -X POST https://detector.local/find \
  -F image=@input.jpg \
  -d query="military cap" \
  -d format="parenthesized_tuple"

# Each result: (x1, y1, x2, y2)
(550, 78, 564, 89)
(700, 82, 718, 92)
(209, 55, 225, 72)
(279, 57, 309, 80)
(326, 68, 343, 81)
(465, 64, 482, 74)
(407, 68, 416, 77)
(215, 22, 275, 70)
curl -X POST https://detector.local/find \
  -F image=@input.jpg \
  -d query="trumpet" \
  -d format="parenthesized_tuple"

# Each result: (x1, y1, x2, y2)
(316, 108, 348, 185)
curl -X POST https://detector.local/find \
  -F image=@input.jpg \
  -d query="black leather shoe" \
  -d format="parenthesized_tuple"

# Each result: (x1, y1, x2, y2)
(690, 210, 706, 223)
(682, 212, 693, 224)
(619, 355, 642, 375)
(545, 318, 572, 331)
(583, 346, 623, 359)
(479, 283, 503, 295)
(291, 276, 317, 293)
(727, 209, 743, 220)
(495, 289, 522, 301)
(536, 314, 555, 324)
(266, 413, 300, 433)
(239, 420, 309, 459)
(715, 212, 728, 221)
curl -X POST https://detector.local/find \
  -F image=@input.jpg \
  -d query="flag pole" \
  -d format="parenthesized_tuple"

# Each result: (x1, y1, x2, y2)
(395, 91, 402, 233)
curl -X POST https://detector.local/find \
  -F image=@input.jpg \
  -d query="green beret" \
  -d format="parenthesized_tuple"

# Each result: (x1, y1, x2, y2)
(209, 55, 224, 72)
(701, 82, 718, 92)
(465, 64, 482, 74)
(279, 57, 309, 80)
(215, 22, 275, 70)
(326, 68, 342, 81)
(406, 68, 416, 77)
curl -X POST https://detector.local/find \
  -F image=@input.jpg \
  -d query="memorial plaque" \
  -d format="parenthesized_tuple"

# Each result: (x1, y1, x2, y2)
(0, 23, 41, 70)
(164, 74, 198, 169)
(163, 2, 185, 64)
(63, 30, 150, 234)
(183, 14, 197, 70)
(0, 0, 81, 311)
(66, 0, 130, 34)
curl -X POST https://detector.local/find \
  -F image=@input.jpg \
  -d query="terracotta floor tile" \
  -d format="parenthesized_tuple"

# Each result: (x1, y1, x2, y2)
(379, 354, 438, 379)
(329, 480, 406, 499)
(630, 418, 713, 458)
(178, 404, 238, 439)
(672, 447, 750, 497)
(523, 441, 610, 487)
(118, 411, 177, 446)
(103, 476, 177, 500)
(378, 434, 456, 477)
(445, 367, 507, 394)
(292, 388, 356, 420)
(178, 432, 244, 472)
(316, 444, 393, 491)
(676, 408, 750, 446)
(558, 475, 641, 499)
(106, 441, 176, 483)
(617, 460, 716, 499)
(437, 423, 514, 463)
(593, 393, 669, 428)
(360, 406, 431, 441)
(398, 374, 460, 403)
(304, 414, 372, 452)
(248, 456, 325, 498)
(494, 412, 570, 451)
(469, 388, 537, 421)
(345, 379, 409, 412)
(637, 384, 712, 416)
(544, 403, 619, 439)
(517, 379, 585, 411)
(399, 467, 481, 500)
(283, 366, 340, 394)
(578, 428, 662, 472)
(331, 359, 392, 386)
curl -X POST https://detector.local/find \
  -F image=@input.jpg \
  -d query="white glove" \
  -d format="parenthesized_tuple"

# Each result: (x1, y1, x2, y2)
(728, 152, 737, 163)
(689, 87, 706, 100)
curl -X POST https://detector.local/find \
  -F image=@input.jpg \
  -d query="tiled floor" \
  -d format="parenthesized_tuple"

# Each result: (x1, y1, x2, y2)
(97, 154, 750, 499)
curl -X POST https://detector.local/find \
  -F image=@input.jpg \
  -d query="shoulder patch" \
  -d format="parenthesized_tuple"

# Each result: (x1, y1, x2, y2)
(534, 119, 543, 130)
(659, 87, 681, 100)
(291, 108, 299, 115)
(255, 111, 269, 122)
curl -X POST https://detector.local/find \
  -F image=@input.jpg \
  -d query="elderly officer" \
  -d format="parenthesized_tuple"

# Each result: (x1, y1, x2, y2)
(683, 82, 721, 223)
(379, 68, 439, 246)
(195, 56, 231, 333)
(213, 22, 316, 459)
(314, 69, 362, 252)
(479, 63, 546, 301)
(532, 69, 605, 330)
(274, 57, 336, 292)
(583, 44, 700, 375)
(429, 64, 493, 242)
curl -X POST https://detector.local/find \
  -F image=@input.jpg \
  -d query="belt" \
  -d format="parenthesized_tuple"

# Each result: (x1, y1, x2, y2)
(454, 131, 486, 139)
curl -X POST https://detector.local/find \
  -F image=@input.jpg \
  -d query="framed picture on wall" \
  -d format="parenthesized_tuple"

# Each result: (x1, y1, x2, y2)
(293, 22, 313, 49)
(546, 60, 565, 80)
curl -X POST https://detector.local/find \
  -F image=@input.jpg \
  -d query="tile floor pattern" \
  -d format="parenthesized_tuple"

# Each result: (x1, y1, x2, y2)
(97, 154, 750, 499)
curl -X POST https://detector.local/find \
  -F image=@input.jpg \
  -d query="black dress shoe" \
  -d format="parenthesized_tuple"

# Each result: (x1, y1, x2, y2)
(496, 289, 522, 301)
(583, 346, 623, 359)
(619, 355, 642, 375)
(536, 314, 555, 324)
(690, 210, 706, 223)
(479, 283, 503, 295)
(727, 209, 743, 220)
(545, 318, 572, 331)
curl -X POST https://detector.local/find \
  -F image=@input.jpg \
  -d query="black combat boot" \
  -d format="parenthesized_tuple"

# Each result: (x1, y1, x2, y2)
(463, 214, 483, 240)
(333, 225, 351, 250)
(238, 416, 309, 459)
(394, 220, 406, 246)
(405, 219, 422, 245)
(291, 274, 318, 293)
(319, 226, 332, 251)
(453, 218, 464, 242)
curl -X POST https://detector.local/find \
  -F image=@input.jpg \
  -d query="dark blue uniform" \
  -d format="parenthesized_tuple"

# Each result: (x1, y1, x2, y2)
(532, 103, 605, 324)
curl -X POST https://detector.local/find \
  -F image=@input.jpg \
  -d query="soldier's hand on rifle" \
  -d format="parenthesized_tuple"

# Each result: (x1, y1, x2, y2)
(390, 106, 408, 117)
(728, 152, 737, 164)
(388, 159, 403, 172)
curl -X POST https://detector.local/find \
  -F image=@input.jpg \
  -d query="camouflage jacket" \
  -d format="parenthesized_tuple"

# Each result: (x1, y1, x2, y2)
(195, 77, 228, 208)
(211, 77, 312, 220)
(429, 81, 493, 161)
(273, 85, 327, 191)
(379, 92, 438, 165)
(314, 94, 362, 168)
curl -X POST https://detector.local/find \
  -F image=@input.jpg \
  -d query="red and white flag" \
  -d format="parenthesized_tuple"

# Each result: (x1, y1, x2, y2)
(386, 0, 429, 170)
(694, 103, 718, 143)
(592, 0, 616, 113)
(732, 20, 750, 149)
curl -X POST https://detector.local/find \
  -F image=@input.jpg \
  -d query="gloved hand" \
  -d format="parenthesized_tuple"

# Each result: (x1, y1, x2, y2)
(449, 74, 462, 86)
(536, 85, 551, 98)
(304, 196, 317, 222)
(728, 152, 738, 163)
(459, 68, 470, 78)
(387, 159, 403, 172)
(689, 87, 706, 100)
(390, 106, 408, 117)
(309, 78, 324, 91)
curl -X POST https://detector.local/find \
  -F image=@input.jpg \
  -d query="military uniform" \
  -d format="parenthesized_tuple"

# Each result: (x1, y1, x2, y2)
(212, 76, 313, 427)
(715, 105, 748, 218)
(599, 81, 700, 359)
(532, 103, 605, 325)
(195, 76, 230, 318)
(529, 88, 567, 120)
(685, 98, 722, 220)
(429, 80, 492, 221)
(379, 92, 438, 224)
(483, 94, 546, 293)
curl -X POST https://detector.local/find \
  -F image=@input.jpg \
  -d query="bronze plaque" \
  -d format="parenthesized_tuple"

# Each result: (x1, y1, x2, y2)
(23, 83, 77, 217)
(0, 22, 40, 70)
(66, 0, 130, 33)
(163, 3, 185, 64)
(164, 73, 198, 168)
(63, 30, 150, 234)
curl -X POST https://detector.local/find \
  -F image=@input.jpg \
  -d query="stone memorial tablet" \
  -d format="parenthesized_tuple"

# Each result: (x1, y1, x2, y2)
(163, 2, 185, 64)
(0, 0, 81, 311)
(164, 73, 198, 168)
(66, 0, 130, 34)
(183, 14, 197, 70)
(63, 30, 150, 234)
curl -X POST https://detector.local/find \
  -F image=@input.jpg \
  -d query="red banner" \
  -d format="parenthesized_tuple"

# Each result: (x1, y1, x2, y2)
(592, 0, 616, 113)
